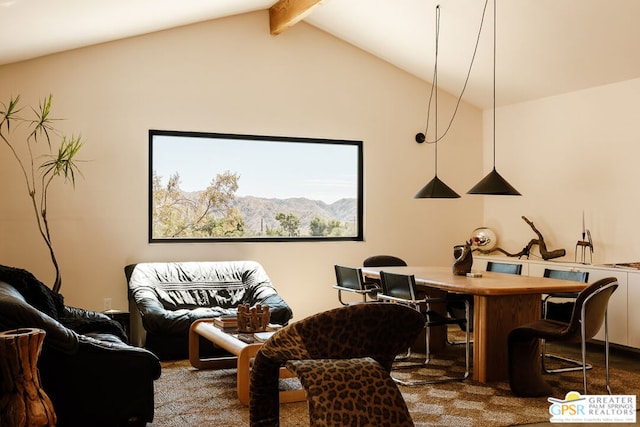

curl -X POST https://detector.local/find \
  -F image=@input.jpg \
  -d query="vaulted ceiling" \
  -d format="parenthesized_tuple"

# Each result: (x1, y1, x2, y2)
(1, 0, 639, 109)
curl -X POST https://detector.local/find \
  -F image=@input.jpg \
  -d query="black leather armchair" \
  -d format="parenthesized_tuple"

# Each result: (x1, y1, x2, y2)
(0, 265, 161, 427)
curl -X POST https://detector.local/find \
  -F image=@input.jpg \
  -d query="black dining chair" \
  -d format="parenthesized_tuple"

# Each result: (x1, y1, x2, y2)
(486, 261, 523, 275)
(362, 255, 408, 293)
(542, 268, 589, 321)
(541, 268, 590, 374)
(377, 271, 470, 385)
(332, 265, 377, 305)
(363, 255, 408, 268)
(446, 261, 523, 345)
(508, 277, 618, 397)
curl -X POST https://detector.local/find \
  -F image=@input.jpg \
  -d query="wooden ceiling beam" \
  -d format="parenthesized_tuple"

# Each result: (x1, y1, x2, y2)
(269, 0, 324, 35)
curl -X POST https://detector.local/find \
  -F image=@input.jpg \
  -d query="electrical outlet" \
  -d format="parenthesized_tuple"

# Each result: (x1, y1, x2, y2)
(103, 298, 112, 311)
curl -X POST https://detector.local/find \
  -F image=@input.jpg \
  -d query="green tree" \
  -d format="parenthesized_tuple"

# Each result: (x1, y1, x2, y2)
(152, 170, 244, 238)
(309, 216, 327, 236)
(196, 213, 244, 237)
(327, 219, 343, 236)
(264, 225, 281, 236)
(1, 95, 84, 293)
(275, 212, 300, 237)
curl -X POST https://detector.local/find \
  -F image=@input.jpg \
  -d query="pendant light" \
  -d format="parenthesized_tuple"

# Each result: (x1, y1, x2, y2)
(467, 0, 521, 196)
(413, 136, 460, 198)
(414, 5, 460, 199)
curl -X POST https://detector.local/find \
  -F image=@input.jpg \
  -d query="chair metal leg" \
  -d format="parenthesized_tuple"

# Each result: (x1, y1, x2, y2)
(394, 348, 412, 361)
(392, 300, 470, 386)
(393, 345, 427, 365)
(446, 334, 474, 346)
(445, 319, 474, 346)
(542, 339, 593, 374)
(581, 320, 588, 395)
(336, 289, 350, 306)
(392, 328, 429, 368)
(446, 295, 474, 346)
(604, 313, 612, 395)
(336, 289, 370, 306)
(578, 306, 612, 395)
(391, 301, 428, 368)
(541, 295, 592, 374)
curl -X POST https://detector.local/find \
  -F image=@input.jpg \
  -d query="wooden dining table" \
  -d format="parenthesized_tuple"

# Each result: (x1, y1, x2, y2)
(361, 265, 588, 383)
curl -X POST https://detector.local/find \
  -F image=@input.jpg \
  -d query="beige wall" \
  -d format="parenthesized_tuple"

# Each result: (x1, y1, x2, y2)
(0, 11, 483, 320)
(480, 78, 640, 265)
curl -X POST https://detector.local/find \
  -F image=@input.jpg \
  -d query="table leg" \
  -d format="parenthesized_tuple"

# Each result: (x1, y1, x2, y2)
(188, 320, 305, 405)
(237, 346, 260, 406)
(189, 320, 238, 370)
(473, 294, 541, 382)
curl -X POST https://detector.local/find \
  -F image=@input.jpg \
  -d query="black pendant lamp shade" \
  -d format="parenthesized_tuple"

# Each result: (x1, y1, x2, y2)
(414, 130, 461, 199)
(414, 175, 461, 198)
(467, 167, 521, 195)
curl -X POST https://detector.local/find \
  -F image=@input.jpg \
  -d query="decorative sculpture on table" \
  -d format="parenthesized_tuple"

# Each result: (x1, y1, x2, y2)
(452, 241, 473, 276)
(470, 227, 498, 252)
(575, 212, 593, 264)
(474, 216, 566, 260)
(237, 304, 270, 333)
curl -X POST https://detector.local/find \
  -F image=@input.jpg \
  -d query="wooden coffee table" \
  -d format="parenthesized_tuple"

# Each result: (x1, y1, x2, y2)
(189, 319, 305, 406)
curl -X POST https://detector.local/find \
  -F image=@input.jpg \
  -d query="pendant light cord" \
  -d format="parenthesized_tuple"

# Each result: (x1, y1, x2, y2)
(419, 0, 489, 144)
(434, 6, 439, 175)
(492, 0, 497, 169)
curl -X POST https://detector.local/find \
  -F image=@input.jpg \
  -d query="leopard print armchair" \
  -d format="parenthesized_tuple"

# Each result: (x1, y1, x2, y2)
(249, 303, 424, 426)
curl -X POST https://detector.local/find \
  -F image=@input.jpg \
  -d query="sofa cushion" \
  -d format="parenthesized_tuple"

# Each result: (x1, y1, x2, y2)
(0, 281, 79, 354)
(128, 261, 278, 309)
(0, 264, 64, 318)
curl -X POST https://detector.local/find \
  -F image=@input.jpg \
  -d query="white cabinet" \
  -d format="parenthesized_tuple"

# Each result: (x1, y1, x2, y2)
(627, 272, 640, 348)
(473, 255, 635, 348)
(587, 268, 627, 345)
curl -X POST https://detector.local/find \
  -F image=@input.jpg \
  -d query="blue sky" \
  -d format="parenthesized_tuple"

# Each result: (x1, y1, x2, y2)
(152, 134, 360, 204)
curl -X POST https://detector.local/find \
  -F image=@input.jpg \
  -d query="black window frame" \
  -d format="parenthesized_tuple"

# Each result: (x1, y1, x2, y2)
(149, 129, 364, 243)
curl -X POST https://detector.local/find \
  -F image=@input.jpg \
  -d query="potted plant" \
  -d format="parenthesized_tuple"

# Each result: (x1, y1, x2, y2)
(0, 94, 84, 294)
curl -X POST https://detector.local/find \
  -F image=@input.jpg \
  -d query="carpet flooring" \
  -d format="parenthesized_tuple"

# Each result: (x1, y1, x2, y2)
(150, 342, 639, 427)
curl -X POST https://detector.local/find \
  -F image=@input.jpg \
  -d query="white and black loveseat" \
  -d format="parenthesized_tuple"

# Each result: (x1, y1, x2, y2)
(125, 261, 293, 360)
